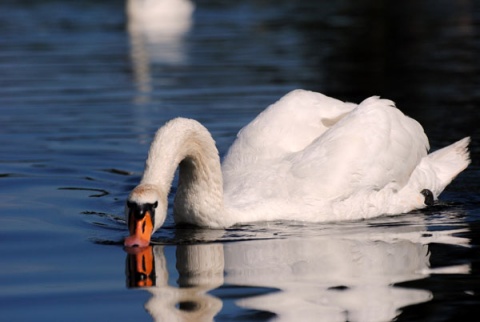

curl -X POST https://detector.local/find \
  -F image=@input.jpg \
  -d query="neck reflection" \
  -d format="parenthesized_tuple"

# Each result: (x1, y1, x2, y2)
(126, 244, 224, 322)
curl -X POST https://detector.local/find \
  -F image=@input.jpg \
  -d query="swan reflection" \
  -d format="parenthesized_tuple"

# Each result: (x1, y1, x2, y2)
(125, 223, 470, 321)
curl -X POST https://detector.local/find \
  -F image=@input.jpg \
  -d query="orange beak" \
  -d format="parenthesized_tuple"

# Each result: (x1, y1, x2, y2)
(124, 210, 154, 248)
(125, 246, 155, 287)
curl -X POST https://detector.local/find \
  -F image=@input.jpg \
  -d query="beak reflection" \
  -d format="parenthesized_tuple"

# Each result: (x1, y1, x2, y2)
(126, 246, 155, 288)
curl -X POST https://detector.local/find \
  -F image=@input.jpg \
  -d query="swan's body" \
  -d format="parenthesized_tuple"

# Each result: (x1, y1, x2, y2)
(126, 0, 194, 37)
(125, 90, 470, 247)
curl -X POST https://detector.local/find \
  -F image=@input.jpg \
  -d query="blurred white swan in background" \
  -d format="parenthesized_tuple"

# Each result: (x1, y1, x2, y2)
(126, 221, 470, 322)
(125, 89, 470, 247)
(126, 0, 194, 100)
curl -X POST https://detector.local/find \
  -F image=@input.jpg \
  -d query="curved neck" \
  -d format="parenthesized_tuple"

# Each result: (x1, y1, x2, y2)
(141, 118, 229, 227)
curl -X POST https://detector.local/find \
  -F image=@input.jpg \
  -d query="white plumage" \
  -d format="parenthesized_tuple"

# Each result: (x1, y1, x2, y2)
(127, 89, 470, 236)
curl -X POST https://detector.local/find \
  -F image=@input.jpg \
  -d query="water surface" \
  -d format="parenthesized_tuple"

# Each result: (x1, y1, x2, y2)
(1, 1, 479, 321)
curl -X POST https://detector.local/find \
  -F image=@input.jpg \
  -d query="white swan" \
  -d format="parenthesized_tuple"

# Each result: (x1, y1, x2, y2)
(126, 0, 195, 102)
(124, 89, 470, 247)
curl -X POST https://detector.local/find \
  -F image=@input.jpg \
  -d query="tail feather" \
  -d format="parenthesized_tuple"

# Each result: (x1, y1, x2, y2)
(426, 137, 471, 197)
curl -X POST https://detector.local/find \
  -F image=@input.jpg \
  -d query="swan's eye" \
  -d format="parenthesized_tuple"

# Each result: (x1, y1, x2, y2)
(153, 201, 158, 209)
(127, 201, 135, 209)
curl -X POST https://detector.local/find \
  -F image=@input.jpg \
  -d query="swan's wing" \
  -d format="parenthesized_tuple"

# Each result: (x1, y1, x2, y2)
(222, 89, 356, 177)
(289, 96, 429, 200)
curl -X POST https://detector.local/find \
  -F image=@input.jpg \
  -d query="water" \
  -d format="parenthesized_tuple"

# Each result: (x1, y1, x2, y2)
(1, 0, 479, 321)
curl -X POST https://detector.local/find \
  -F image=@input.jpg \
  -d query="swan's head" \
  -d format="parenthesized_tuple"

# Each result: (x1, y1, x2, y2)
(124, 184, 167, 248)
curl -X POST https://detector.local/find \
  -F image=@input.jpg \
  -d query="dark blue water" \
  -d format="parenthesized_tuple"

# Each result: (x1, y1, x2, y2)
(1, 1, 479, 321)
